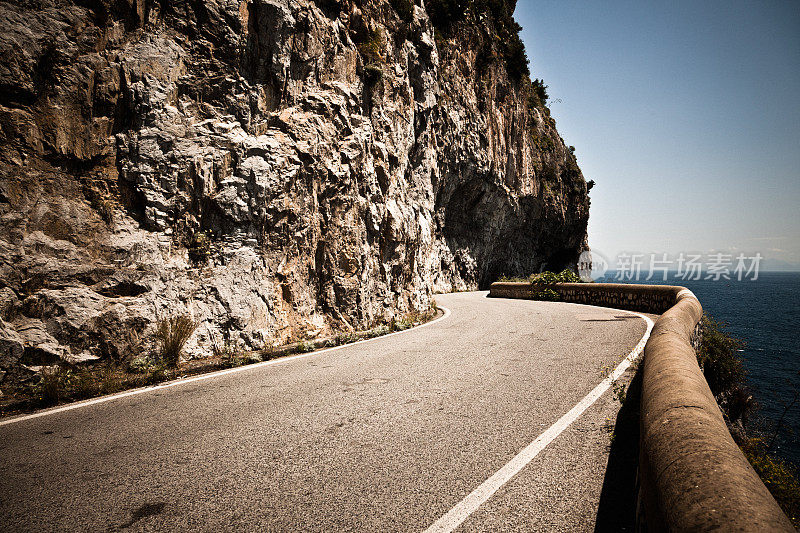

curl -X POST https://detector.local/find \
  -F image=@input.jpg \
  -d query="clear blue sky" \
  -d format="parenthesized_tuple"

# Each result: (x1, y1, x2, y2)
(514, 0, 800, 270)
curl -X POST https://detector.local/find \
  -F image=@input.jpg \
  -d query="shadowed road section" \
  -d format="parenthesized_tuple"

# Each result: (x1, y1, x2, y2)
(0, 292, 648, 532)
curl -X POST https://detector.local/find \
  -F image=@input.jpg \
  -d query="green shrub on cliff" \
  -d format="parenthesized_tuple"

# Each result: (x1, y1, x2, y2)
(495, 269, 581, 301)
(698, 315, 747, 401)
(474, 0, 529, 80)
(532, 287, 560, 301)
(530, 78, 548, 106)
(355, 27, 386, 83)
(501, 23, 529, 80)
(187, 231, 211, 263)
(498, 269, 582, 286)
(529, 269, 581, 285)
(697, 315, 755, 432)
(356, 27, 385, 65)
(740, 438, 800, 526)
(529, 271, 560, 285)
(698, 316, 799, 525)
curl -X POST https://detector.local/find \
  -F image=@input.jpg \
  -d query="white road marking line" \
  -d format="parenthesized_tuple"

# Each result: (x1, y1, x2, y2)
(0, 306, 452, 428)
(423, 310, 654, 533)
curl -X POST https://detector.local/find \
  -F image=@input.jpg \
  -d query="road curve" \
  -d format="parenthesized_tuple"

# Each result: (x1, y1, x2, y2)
(0, 292, 648, 532)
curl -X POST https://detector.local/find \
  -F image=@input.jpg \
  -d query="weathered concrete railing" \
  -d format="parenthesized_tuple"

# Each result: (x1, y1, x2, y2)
(489, 282, 793, 531)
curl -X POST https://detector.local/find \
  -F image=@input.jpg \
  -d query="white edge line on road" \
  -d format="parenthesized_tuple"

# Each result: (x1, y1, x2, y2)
(0, 306, 453, 428)
(423, 309, 655, 533)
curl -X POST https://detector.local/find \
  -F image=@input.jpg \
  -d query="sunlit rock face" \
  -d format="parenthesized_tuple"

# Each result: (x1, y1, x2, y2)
(0, 0, 588, 381)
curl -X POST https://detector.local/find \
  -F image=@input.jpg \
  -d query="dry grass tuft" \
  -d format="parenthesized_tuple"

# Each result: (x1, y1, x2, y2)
(155, 315, 198, 367)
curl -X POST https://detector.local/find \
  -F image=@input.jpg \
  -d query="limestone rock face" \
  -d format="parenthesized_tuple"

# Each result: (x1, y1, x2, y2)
(0, 0, 589, 386)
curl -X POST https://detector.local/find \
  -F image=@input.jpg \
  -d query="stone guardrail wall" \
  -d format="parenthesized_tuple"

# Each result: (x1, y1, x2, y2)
(489, 282, 793, 531)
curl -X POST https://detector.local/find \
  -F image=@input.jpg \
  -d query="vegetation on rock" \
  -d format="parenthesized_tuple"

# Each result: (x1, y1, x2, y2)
(528, 78, 549, 107)
(496, 269, 583, 301)
(497, 268, 582, 285)
(698, 315, 749, 415)
(698, 315, 799, 525)
(529, 269, 582, 285)
(155, 315, 198, 367)
(740, 437, 800, 526)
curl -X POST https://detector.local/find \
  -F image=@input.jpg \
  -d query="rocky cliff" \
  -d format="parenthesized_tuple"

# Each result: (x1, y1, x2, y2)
(0, 0, 589, 388)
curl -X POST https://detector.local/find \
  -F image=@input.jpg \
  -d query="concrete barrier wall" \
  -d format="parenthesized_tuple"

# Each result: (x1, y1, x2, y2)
(489, 282, 683, 314)
(489, 282, 794, 532)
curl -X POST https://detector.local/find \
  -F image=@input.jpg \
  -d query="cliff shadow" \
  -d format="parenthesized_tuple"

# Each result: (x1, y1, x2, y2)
(594, 364, 643, 532)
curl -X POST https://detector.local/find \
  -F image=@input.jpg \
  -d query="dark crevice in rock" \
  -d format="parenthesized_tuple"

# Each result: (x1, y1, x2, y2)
(93, 281, 149, 298)
(0, 84, 38, 108)
(111, 65, 133, 135)
(43, 153, 108, 176)
(20, 346, 60, 367)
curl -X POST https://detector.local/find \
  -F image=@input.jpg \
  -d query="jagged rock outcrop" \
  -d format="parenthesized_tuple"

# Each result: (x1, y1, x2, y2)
(0, 0, 589, 390)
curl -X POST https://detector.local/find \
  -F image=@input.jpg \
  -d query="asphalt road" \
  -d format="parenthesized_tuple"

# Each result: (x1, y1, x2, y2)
(0, 292, 649, 532)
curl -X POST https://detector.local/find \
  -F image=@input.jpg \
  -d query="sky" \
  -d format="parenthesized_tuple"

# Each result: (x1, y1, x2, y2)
(514, 0, 800, 270)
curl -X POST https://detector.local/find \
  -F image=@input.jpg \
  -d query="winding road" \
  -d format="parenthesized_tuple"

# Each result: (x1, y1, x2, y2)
(0, 291, 651, 532)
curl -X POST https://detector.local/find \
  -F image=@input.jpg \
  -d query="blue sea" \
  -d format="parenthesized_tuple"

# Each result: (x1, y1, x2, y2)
(599, 271, 800, 465)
